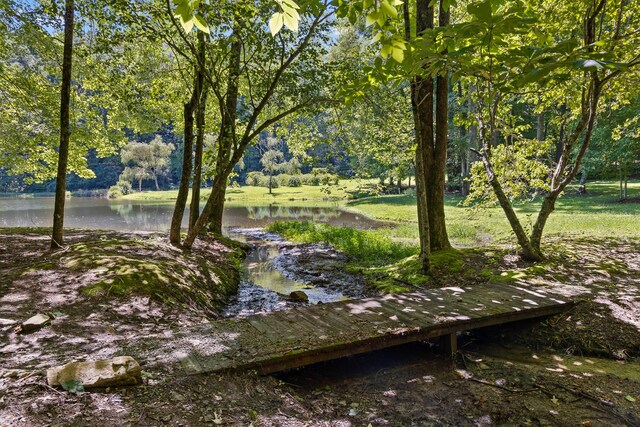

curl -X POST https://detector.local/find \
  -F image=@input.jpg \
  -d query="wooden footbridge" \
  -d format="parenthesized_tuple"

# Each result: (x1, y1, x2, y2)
(178, 283, 574, 375)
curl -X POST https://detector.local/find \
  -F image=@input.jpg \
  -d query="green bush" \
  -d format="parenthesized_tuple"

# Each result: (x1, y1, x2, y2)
(107, 179, 133, 199)
(288, 175, 302, 187)
(245, 172, 266, 186)
(275, 174, 292, 186)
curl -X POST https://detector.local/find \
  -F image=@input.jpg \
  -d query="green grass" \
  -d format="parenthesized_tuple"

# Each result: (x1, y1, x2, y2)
(121, 179, 639, 245)
(345, 180, 640, 244)
(267, 221, 416, 266)
(122, 180, 372, 207)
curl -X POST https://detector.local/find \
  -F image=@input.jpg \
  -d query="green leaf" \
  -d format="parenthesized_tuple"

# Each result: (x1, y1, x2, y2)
(380, 44, 392, 59)
(366, 11, 378, 27)
(179, 15, 194, 33)
(626, 395, 636, 402)
(467, 0, 492, 22)
(269, 13, 284, 36)
(381, 0, 398, 18)
(283, 12, 299, 32)
(61, 379, 85, 395)
(391, 47, 404, 63)
(193, 15, 210, 33)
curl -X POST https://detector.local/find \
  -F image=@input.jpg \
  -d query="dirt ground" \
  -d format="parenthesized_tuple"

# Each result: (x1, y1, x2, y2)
(1, 230, 639, 426)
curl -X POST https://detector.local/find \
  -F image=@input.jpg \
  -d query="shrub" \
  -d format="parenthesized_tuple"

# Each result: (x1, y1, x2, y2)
(245, 172, 265, 187)
(288, 175, 302, 187)
(107, 179, 133, 199)
(267, 221, 416, 265)
(275, 174, 292, 187)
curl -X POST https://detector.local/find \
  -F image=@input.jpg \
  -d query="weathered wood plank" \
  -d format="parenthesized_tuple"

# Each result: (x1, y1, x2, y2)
(179, 283, 576, 375)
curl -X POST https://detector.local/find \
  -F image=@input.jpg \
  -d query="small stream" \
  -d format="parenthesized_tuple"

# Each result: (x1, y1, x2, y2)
(222, 228, 376, 317)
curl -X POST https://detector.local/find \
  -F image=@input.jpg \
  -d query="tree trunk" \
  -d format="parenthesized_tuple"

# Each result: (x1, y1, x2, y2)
(170, 32, 205, 246)
(269, 172, 273, 194)
(51, 0, 74, 249)
(189, 87, 208, 231)
(536, 112, 545, 142)
(169, 96, 196, 245)
(138, 177, 142, 192)
(406, 0, 434, 273)
(206, 176, 228, 236)
(427, 0, 451, 251)
(183, 171, 229, 248)
(154, 174, 159, 191)
(619, 167, 623, 200)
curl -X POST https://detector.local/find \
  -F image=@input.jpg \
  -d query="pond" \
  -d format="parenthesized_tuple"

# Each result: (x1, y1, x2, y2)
(0, 196, 383, 316)
(0, 197, 374, 232)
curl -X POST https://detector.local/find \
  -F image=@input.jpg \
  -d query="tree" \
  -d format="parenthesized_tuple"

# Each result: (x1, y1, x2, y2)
(584, 97, 640, 200)
(447, 0, 640, 260)
(51, 0, 74, 248)
(259, 136, 286, 194)
(180, 0, 334, 248)
(120, 137, 175, 191)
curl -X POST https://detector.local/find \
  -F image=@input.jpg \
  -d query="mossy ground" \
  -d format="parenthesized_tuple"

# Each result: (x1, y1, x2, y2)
(0, 228, 245, 319)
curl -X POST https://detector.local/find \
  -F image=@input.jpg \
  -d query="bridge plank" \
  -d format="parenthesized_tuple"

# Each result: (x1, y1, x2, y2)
(179, 284, 574, 375)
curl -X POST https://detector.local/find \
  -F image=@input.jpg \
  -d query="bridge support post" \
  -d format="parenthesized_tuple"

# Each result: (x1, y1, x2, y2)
(439, 332, 457, 356)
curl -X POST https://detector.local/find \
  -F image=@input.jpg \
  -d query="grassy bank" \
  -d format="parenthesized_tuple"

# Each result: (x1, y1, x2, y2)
(122, 180, 369, 207)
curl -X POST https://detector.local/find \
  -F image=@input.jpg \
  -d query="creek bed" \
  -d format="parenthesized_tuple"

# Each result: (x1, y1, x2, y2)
(222, 228, 377, 317)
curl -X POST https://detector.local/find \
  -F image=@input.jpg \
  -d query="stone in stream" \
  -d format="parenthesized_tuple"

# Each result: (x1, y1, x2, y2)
(15, 313, 51, 334)
(289, 290, 309, 302)
(47, 356, 142, 389)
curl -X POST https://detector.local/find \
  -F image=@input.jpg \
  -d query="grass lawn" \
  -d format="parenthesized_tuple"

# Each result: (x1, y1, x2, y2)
(346, 180, 640, 245)
(122, 180, 369, 207)
(122, 179, 639, 244)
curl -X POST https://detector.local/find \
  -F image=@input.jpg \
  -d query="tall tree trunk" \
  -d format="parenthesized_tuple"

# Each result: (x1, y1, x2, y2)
(51, 0, 74, 249)
(169, 95, 197, 245)
(189, 87, 208, 231)
(405, 0, 434, 272)
(138, 177, 142, 192)
(427, 0, 451, 251)
(154, 174, 159, 190)
(206, 33, 241, 235)
(169, 32, 205, 246)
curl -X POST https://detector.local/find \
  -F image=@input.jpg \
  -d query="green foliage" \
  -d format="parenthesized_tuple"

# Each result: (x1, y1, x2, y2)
(107, 179, 133, 199)
(466, 139, 551, 206)
(287, 175, 302, 187)
(119, 136, 175, 191)
(266, 221, 416, 265)
(61, 379, 85, 395)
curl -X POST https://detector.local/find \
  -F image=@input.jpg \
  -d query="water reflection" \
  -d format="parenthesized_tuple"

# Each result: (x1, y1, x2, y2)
(0, 197, 378, 231)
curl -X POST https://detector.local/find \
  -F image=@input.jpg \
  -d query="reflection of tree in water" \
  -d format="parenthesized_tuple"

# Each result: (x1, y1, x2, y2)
(245, 205, 340, 222)
(109, 203, 173, 231)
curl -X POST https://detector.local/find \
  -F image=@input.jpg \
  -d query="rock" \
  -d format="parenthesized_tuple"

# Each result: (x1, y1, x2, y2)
(15, 313, 50, 334)
(289, 290, 309, 302)
(47, 356, 142, 389)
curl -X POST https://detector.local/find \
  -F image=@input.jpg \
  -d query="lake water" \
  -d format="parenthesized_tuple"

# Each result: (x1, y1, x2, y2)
(0, 197, 377, 232)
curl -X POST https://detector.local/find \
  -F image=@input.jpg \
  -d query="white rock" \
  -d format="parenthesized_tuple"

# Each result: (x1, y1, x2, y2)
(47, 356, 142, 389)
(16, 313, 50, 333)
